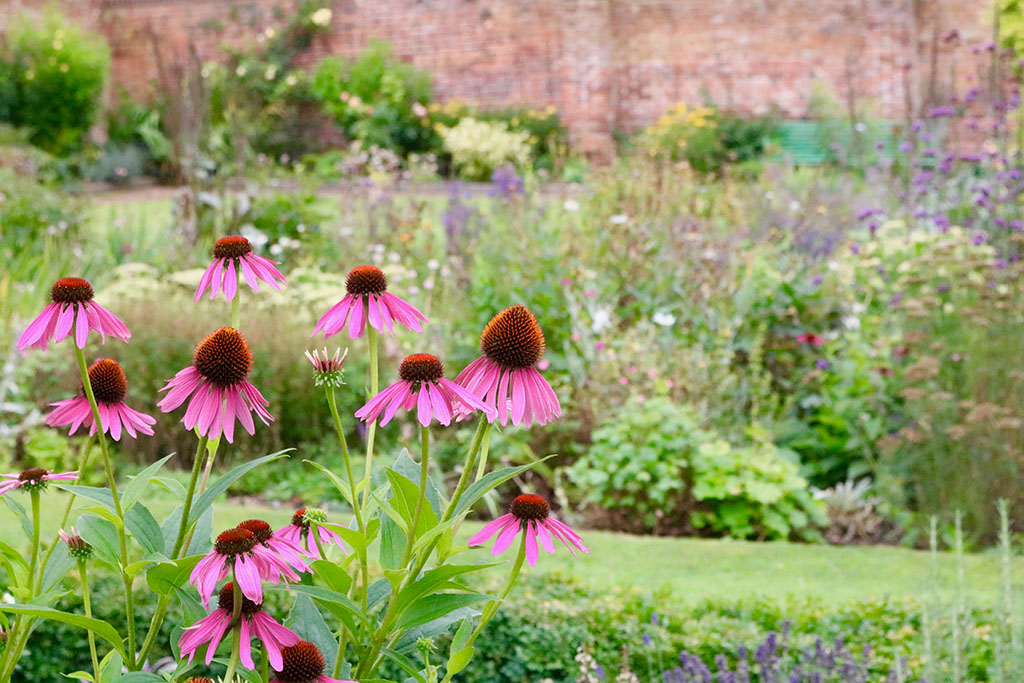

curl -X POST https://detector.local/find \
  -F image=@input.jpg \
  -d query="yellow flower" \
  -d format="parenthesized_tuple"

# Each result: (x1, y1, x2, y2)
(658, 116, 672, 126)
(310, 7, 333, 26)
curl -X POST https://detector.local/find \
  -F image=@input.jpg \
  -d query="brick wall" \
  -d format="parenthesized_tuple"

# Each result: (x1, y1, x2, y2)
(1, 0, 993, 156)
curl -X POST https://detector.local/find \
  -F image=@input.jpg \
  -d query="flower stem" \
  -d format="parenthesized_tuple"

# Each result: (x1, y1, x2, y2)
(27, 490, 40, 595)
(171, 435, 209, 558)
(362, 324, 379, 507)
(137, 434, 209, 667)
(444, 417, 490, 523)
(326, 386, 369, 611)
(403, 426, 431, 566)
(439, 535, 527, 683)
(79, 559, 101, 683)
(73, 338, 137, 669)
(222, 570, 243, 683)
(37, 438, 94, 590)
(261, 645, 270, 682)
(474, 423, 493, 482)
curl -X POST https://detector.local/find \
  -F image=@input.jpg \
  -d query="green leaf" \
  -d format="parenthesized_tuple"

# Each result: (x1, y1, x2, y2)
(120, 675, 166, 683)
(452, 455, 557, 519)
(386, 469, 438, 540)
(310, 559, 352, 594)
(285, 584, 365, 633)
(125, 503, 164, 555)
(146, 555, 203, 595)
(55, 485, 116, 511)
(61, 672, 94, 682)
(304, 460, 358, 507)
(121, 454, 175, 511)
(446, 646, 475, 676)
(318, 522, 366, 557)
(0, 604, 125, 658)
(3, 494, 32, 539)
(396, 593, 489, 630)
(41, 541, 73, 594)
(77, 515, 121, 567)
(367, 578, 392, 610)
(100, 652, 123, 683)
(393, 563, 496, 618)
(395, 606, 479, 652)
(381, 647, 427, 683)
(285, 595, 336, 673)
(451, 617, 473, 652)
(394, 448, 442, 517)
(189, 450, 291, 524)
(379, 515, 405, 570)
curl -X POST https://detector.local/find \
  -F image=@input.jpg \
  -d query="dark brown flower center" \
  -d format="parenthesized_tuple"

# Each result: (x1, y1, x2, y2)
(213, 235, 253, 260)
(214, 528, 257, 556)
(275, 641, 326, 682)
(51, 277, 94, 304)
(217, 582, 262, 615)
(193, 327, 253, 387)
(237, 519, 273, 544)
(291, 508, 309, 529)
(480, 305, 546, 369)
(185, 678, 215, 683)
(345, 265, 388, 296)
(510, 494, 549, 521)
(86, 358, 128, 404)
(399, 353, 444, 384)
(18, 468, 49, 483)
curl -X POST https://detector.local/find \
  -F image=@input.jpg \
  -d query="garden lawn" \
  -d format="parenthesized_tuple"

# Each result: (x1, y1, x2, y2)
(2, 489, 1017, 609)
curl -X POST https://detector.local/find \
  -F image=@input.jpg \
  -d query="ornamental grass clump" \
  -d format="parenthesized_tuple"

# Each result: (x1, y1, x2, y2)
(0, 235, 585, 682)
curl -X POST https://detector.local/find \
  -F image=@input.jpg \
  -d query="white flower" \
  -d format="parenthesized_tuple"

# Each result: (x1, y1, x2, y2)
(285, 74, 298, 86)
(310, 7, 333, 26)
(610, 214, 629, 224)
(423, 278, 435, 290)
(789, 200, 801, 212)
(563, 199, 580, 212)
(427, 259, 440, 271)
(264, 27, 276, 39)
(652, 310, 676, 327)
(591, 307, 612, 333)
(235, 65, 247, 77)
(269, 243, 284, 256)
(388, 252, 401, 263)
(264, 65, 278, 80)
(842, 316, 861, 330)
(240, 224, 269, 248)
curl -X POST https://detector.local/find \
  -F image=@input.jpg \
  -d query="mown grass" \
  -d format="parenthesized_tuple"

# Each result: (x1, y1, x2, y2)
(2, 488, 1018, 609)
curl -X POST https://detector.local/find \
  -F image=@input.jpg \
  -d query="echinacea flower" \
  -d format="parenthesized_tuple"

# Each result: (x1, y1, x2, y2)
(157, 327, 273, 443)
(355, 353, 495, 427)
(312, 265, 426, 339)
(454, 305, 561, 427)
(270, 641, 355, 683)
(58, 528, 93, 560)
(17, 277, 131, 351)
(179, 582, 300, 670)
(274, 508, 346, 556)
(195, 235, 286, 302)
(46, 358, 156, 441)
(236, 519, 310, 581)
(0, 468, 78, 497)
(795, 333, 826, 346)
(469, 494, 588, 566)
(190, 528, 301, 609)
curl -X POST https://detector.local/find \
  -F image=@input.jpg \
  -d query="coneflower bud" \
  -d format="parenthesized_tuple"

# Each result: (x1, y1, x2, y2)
(59, 528, 93, 560)
(304, 347, 348, 388)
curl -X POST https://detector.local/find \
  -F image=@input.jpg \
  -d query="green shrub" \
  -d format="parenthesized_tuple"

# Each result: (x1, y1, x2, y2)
(0, 10, 109, 153)
(438, 118, 531, 181)
(570, 398, 824, 539)
(312, 40, 435, 155)
(640, 104, 776, 175)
